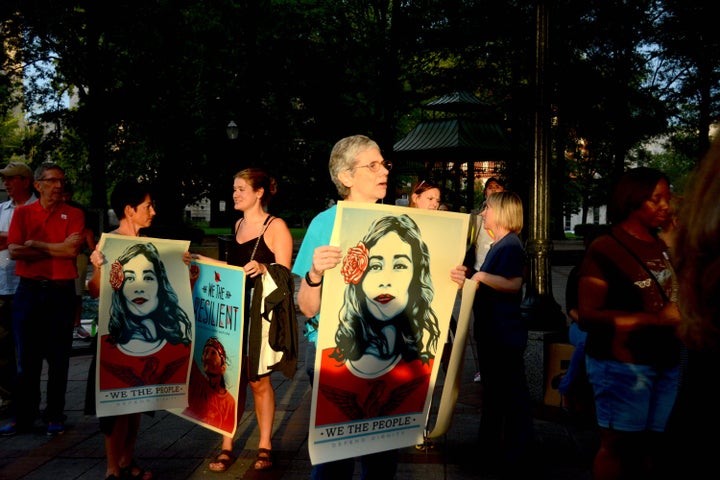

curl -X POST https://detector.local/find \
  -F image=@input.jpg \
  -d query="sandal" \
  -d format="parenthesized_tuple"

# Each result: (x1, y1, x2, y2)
(254, 448, 273, 471)
(415, 439, 435, 451)
(208, 449, 235, 473)
(120, 460, 153, 480)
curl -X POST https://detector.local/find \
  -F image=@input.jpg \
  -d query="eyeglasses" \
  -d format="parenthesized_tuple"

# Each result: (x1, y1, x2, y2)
(38, 178, 67, 185)
(352, 160, 392, 173)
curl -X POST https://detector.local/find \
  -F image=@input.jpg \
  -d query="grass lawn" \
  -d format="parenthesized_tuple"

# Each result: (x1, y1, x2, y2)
(203, 227, 232, 236)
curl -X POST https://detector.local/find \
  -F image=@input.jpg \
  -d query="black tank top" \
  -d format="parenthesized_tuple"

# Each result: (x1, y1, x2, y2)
(227, 216, 277, 348)
(226, 216, 277, 275)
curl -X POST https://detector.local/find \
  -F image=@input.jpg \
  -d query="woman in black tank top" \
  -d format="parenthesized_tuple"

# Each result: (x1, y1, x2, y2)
(207, 168, 294, 472)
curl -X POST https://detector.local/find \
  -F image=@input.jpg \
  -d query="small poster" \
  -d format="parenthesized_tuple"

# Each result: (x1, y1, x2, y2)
(95, 234, 194, 416)
(170, 259, 245, 436)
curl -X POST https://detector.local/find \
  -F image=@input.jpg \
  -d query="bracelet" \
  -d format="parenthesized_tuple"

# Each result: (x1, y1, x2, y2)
(305, 271, 323, 287)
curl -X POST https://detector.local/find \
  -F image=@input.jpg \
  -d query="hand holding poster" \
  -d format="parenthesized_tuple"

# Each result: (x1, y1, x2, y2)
(170, 259, 246, 436)
(95, 234, 194, 417)
(308, 201, 469, 464)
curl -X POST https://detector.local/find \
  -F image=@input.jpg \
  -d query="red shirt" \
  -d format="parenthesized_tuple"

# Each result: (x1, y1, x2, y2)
(183, 361, 237, 433)
(8, 201, 85, 280)
(315, 347, 433, 426)
(98, 334, 191, 390)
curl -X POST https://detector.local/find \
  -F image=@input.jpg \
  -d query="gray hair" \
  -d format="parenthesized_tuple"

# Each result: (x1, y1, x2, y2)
(328, 135, 380, 198)
(34, 162, 65, 182)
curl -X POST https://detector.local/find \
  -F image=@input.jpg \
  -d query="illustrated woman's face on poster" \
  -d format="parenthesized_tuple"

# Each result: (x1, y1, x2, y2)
(122, 254, 160, 316)
(202, 344, 226, 375)
(361, 232, 413, 320)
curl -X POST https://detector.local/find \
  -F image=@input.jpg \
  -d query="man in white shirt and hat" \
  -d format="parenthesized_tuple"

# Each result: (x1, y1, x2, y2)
(0, 162, 38, 415)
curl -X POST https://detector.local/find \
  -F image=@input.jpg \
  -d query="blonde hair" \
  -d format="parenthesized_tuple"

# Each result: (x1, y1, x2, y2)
(485, 191, 523, 234)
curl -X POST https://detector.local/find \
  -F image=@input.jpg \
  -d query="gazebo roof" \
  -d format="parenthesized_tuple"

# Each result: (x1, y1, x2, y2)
(393, 118, 510, 158)
(423, 90, 490, 113)
(392, 90, 511, 210)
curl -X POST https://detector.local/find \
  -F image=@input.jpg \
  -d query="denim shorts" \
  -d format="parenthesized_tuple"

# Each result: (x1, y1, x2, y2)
(586, 356, 679, 432)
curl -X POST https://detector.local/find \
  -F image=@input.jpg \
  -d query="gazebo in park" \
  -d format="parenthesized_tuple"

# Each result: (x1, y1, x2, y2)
(392, 90, 511, 211)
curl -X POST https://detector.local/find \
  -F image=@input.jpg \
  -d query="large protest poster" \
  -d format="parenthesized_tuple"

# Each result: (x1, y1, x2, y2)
(308, 201, 469, 465)
(169, 259, 245, 436)
(95, 234, 193, 416)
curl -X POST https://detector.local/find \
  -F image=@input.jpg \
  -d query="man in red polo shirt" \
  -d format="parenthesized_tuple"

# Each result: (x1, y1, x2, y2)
(0, 162, 84, 436)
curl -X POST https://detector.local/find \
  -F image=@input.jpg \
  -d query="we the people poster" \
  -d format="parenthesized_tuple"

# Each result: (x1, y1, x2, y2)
(308, 201, 469, 465)
(170, 259, 245, 436)
(95, 234, 193, 417)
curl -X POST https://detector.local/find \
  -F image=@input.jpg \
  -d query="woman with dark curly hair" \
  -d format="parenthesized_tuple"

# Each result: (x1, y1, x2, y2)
(315, 213, 440, 426)
(98, 241, 191, 390)
(105, 242, 192, 349)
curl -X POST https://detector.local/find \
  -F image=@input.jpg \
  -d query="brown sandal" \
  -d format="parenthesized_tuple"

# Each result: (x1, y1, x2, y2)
(254, 448, 273, 470)
(209, 449, 235, 473)
(121, 460, 153, 480)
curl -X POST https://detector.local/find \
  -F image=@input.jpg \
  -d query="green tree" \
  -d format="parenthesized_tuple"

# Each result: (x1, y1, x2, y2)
(653, 0, 720, 158)
(2, 0, 716, 236)
(549, 0, 673, 231)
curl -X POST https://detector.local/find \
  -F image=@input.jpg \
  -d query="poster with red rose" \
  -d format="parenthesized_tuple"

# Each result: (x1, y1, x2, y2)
(308, 201, 469, 465)
(95, 233, 194, 417)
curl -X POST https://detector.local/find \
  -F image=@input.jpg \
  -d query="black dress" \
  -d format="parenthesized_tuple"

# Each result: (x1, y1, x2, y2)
(226, 216, 278, 380)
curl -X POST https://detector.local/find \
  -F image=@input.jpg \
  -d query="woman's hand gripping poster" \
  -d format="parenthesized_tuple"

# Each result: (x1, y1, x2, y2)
(309, 201, 469, 464)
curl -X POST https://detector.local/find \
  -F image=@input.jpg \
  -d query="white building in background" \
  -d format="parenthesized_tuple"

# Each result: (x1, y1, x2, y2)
(564, 205, 607, 234)
(184, 197, 212, 223)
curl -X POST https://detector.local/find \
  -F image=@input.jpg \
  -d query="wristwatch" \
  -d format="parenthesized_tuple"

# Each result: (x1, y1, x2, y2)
(305, 271, 323, 287)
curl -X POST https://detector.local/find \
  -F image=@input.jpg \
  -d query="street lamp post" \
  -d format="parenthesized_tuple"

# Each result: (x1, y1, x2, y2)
(521, 0, 565, 331)
(226, 120, 239, 140)
(210, 120, 239, 228)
